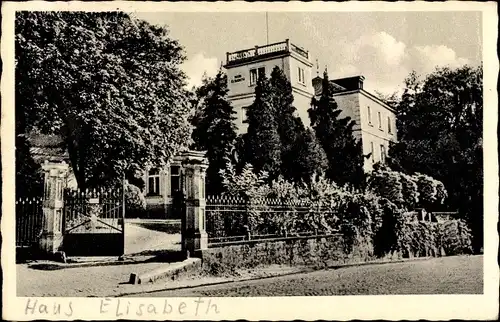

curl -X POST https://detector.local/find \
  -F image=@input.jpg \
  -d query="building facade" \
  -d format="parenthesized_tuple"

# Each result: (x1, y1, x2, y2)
(224, 39, 315, 133)
(224, 40, 397, 172)
(312, 75, 397, 172)
(141, 150, 207, 218)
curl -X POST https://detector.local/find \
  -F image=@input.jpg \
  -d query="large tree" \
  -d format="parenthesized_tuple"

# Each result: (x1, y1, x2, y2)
(293, 128, 329, 183)
(269, 66, 307, 181)
(243, 77, 281, 177)
(388, 65, 483, 252)
(191, 70, 238, 194)
(16, 12, 192, 190)
(309, 71, 365, 188)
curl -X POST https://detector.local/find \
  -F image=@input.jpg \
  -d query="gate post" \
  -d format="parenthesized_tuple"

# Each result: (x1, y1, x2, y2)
(181, 151, 209, 256)
(39, 161, 68, 254)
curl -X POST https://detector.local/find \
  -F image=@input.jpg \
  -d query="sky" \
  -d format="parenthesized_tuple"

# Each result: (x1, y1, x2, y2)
(133, 11, 482, 95)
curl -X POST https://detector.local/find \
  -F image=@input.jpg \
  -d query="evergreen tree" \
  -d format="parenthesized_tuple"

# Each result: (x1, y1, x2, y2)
(269, 66, 306, 181)
(191, 70, 237, 194)
(243, 77, 281, 177)
(309, 70, 365, 188)
(294, 128, 329, 183)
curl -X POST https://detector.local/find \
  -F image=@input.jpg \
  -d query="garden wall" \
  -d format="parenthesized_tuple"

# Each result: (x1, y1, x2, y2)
(200, 234, 390, 275)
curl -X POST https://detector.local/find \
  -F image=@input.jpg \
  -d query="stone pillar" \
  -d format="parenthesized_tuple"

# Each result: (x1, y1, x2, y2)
(39, 161, 68, 254)
(181, 151, 209, 255)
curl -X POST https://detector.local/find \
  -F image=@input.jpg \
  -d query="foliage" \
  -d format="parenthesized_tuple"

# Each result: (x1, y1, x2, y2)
(388, 65, 483, 251)
(373, 198, 402, 256)
(399, 172, 419, 209)
(16, 11, 192, 190)
(125, 183, 146, 211)
(436, 219, 473, 255)
(217, 160, 471, 260)
(243, 77, 282, 178)
(293, 128, 329, 183)
(309, 71, 365, 188)
(339, 193, 374, 257)
(374, 90, 400, 109)
(413, 173, 437, 207)
(191, 70, 238, 194)
(368, 166, 446, 211)
(367, 167, 404, 207)
(16, 135, 44, 197)
(269, 66, 307, 181)
(220, 162, 269, 200)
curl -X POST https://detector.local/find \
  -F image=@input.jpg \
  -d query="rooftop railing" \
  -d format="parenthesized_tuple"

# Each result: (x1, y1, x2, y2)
(226, 39, 309, 65)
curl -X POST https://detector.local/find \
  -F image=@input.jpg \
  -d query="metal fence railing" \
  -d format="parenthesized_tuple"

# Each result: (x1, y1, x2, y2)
(205, 195, 340, 245)
(16, 196, 45, 247)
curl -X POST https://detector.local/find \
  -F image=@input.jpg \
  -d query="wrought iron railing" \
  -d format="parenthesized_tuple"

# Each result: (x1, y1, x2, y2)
(205, 195, 339, 245)
(16, 196, 45, 247)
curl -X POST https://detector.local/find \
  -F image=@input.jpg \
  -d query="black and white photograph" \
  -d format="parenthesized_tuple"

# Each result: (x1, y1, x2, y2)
(2, 1, 498, 321)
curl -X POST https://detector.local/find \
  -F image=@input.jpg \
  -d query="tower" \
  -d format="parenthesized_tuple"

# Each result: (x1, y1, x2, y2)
(224, 39, 315, 133)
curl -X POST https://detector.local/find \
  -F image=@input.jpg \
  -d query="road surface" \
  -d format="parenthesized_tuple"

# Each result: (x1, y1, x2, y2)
(135, 255, 483, 297)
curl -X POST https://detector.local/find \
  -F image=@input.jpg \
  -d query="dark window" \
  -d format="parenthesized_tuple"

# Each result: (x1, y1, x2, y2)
(250, 67, 266, 85)
(148, 168, 160, 196)
(170, 166, 181, 193)
(298, 67, 305, 84)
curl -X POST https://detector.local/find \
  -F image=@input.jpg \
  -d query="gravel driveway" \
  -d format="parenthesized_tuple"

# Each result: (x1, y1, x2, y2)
(125, 221, 181, 255)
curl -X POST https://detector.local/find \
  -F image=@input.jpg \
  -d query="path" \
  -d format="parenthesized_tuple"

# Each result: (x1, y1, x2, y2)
(124, 220, 181, 255)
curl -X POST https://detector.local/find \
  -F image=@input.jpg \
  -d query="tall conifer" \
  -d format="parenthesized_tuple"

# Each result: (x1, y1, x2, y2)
(309, 70, 365, 188)
(192, 70, 237, 194)
(243, 76, 281, 177)
(269, 66, 306, 180)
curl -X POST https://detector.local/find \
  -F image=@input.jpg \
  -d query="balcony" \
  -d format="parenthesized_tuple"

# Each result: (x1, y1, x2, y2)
(225, 39, 310, 67)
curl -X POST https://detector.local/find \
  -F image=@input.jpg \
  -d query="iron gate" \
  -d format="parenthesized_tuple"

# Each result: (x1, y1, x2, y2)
(62, 188, 125, 256)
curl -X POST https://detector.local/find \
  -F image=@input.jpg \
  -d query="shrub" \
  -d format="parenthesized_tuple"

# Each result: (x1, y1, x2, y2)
(413, 173, 438, 207)
(368, 168, 404, 206)
(399, 172, 419, 209)
(436, 219, 473, 255)
(373, 198, 401, 257)
(339, 193, 374, 258)
(220, 162, 269, 200)
(125, 183, 146, 217)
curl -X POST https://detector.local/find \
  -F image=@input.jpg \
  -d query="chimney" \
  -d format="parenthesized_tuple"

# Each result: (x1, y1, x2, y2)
(358, 76, 365, 90)
(331, 75, 365, 91)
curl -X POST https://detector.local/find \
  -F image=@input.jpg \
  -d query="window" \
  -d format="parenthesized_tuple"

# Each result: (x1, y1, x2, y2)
(370, 142, 375, 162)
(380, 144, 386, 164)
(250, 69, 257, 85)
(367, 106, 372, 125)
(148, 168, 160, 196)
(387, 116, 392, 133)
(378, 111, 382, 130)
(250, 67, 266, 85)
(170, 166, 181, 194)
(298, 67, 305, 85)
